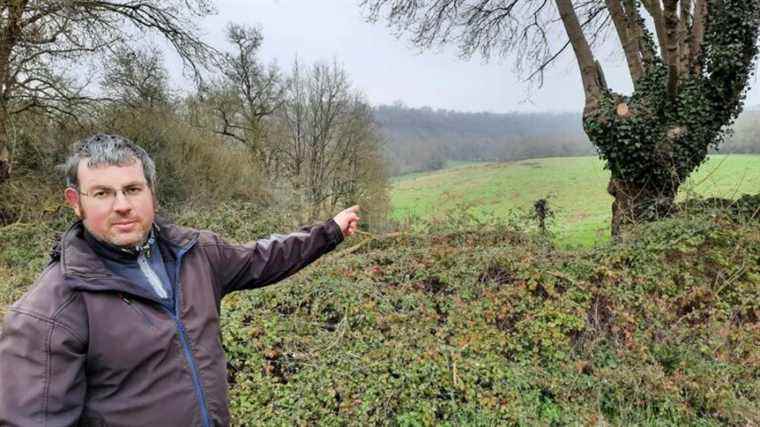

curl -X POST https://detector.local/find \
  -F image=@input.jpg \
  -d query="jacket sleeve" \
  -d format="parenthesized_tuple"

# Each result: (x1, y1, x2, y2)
(204, 219, 344, 296)
(0, 308, 87, 427)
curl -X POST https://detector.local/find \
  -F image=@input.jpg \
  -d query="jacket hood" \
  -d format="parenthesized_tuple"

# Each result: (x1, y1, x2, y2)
(49, 233, 63, 262)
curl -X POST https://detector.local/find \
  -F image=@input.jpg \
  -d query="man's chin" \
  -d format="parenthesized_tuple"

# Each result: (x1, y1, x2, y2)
(106, 230, 149, 249)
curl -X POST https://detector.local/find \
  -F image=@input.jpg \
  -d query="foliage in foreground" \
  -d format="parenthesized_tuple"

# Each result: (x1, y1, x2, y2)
(219, 211, 759, 425)
(1, 203, 758, 425)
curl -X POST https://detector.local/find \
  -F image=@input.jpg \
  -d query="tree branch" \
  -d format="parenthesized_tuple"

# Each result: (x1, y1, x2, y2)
(555, 0, 602, 114)
(642, 0, 668, 62)
(623, 0, 656, 66)
(690, 0, 707, 75)
(607, 0, 644, 82)
(677, 0, 692, 78)
(662, 0, 680, 98)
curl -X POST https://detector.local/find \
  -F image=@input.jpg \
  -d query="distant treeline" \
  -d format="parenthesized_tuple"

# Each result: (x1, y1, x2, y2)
(374, 104, 760, 176)
(720, 110, 760, 154)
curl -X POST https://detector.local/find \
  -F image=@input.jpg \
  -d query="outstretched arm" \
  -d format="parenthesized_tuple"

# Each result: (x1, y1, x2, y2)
(207, 206, 361, 296)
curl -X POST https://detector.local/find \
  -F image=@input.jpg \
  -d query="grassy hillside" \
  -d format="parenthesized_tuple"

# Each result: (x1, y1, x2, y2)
(1, 202, 758, 425)
(391, 155, 760, 246)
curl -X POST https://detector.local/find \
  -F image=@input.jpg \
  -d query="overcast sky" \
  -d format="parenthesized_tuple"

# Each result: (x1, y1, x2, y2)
(184, 0, 760, 114)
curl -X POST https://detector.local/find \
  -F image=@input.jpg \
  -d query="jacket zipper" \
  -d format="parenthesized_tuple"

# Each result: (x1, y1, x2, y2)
(169, 238, 212, 427)
(169, 311, 212, 427)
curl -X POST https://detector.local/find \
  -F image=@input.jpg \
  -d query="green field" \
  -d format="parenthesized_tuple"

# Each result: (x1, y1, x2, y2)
(391, 155, 760, 246)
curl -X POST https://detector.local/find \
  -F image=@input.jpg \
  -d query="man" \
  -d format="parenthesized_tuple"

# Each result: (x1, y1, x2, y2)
(0, 133, 360, 426)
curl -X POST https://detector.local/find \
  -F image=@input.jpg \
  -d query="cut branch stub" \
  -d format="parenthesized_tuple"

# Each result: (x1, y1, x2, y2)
(666, 126, 687, 141)
(616, 102, 631, 118)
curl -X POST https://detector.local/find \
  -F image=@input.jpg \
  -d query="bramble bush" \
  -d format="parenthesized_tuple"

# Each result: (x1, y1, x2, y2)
(219, 206, 759, 425)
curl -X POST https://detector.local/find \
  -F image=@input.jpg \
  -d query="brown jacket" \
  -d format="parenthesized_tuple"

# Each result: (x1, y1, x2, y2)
(0, 218, 344, 426)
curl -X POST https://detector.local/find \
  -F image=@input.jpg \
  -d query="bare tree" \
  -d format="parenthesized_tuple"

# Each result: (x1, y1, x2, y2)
(206, 23, 285, 158)
(0, 0, 215, 185)
(101, 46, 172, 109)
(270, 58, 307, 185)
(362, 0, 760, 235)
(273, 60, 385, 221)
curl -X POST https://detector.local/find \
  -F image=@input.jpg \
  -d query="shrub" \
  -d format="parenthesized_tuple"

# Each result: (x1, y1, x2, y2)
(99, 107, 267, 208)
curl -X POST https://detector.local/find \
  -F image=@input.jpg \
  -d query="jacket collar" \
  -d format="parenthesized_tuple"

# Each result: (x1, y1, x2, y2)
(83, 226, 156, 263)
(152, 217, 198, 250)
(58, 217, 198, 289)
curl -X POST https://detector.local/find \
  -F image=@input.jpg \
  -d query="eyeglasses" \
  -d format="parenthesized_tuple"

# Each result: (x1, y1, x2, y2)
(76, 183, 150, 206)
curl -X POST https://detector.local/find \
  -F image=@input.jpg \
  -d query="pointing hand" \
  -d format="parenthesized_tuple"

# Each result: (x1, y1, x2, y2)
(333, 205, 360, 237)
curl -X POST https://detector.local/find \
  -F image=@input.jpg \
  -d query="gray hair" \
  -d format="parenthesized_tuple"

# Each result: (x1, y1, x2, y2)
(63, 133, 157, 190)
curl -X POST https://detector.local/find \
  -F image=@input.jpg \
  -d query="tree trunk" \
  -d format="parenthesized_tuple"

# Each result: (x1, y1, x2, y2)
(555, 0, 603, 114)
(0, 114, 9, 185)
(607, 178, 677, 237)
(0, 1, 25, 187)
(0, 150, 8, 183)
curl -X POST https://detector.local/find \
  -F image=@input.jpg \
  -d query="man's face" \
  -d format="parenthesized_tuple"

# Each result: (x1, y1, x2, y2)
(65, 160, 155, 248)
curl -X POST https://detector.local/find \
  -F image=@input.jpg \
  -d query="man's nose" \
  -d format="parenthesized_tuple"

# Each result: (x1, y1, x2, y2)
(112, 190, 132, 212)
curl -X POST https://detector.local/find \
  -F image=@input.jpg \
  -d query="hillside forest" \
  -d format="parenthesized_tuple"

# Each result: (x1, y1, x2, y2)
(375, 104, 760, 176)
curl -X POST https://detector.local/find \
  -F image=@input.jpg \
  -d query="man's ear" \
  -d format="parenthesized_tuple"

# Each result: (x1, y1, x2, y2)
(64, 187, 82, 218)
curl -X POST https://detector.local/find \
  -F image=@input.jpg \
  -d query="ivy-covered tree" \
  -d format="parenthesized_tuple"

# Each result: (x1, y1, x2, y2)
(362, 0, 760, 235)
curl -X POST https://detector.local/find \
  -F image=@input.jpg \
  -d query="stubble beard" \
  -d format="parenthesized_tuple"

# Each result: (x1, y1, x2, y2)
(78, 200, 152, 249)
